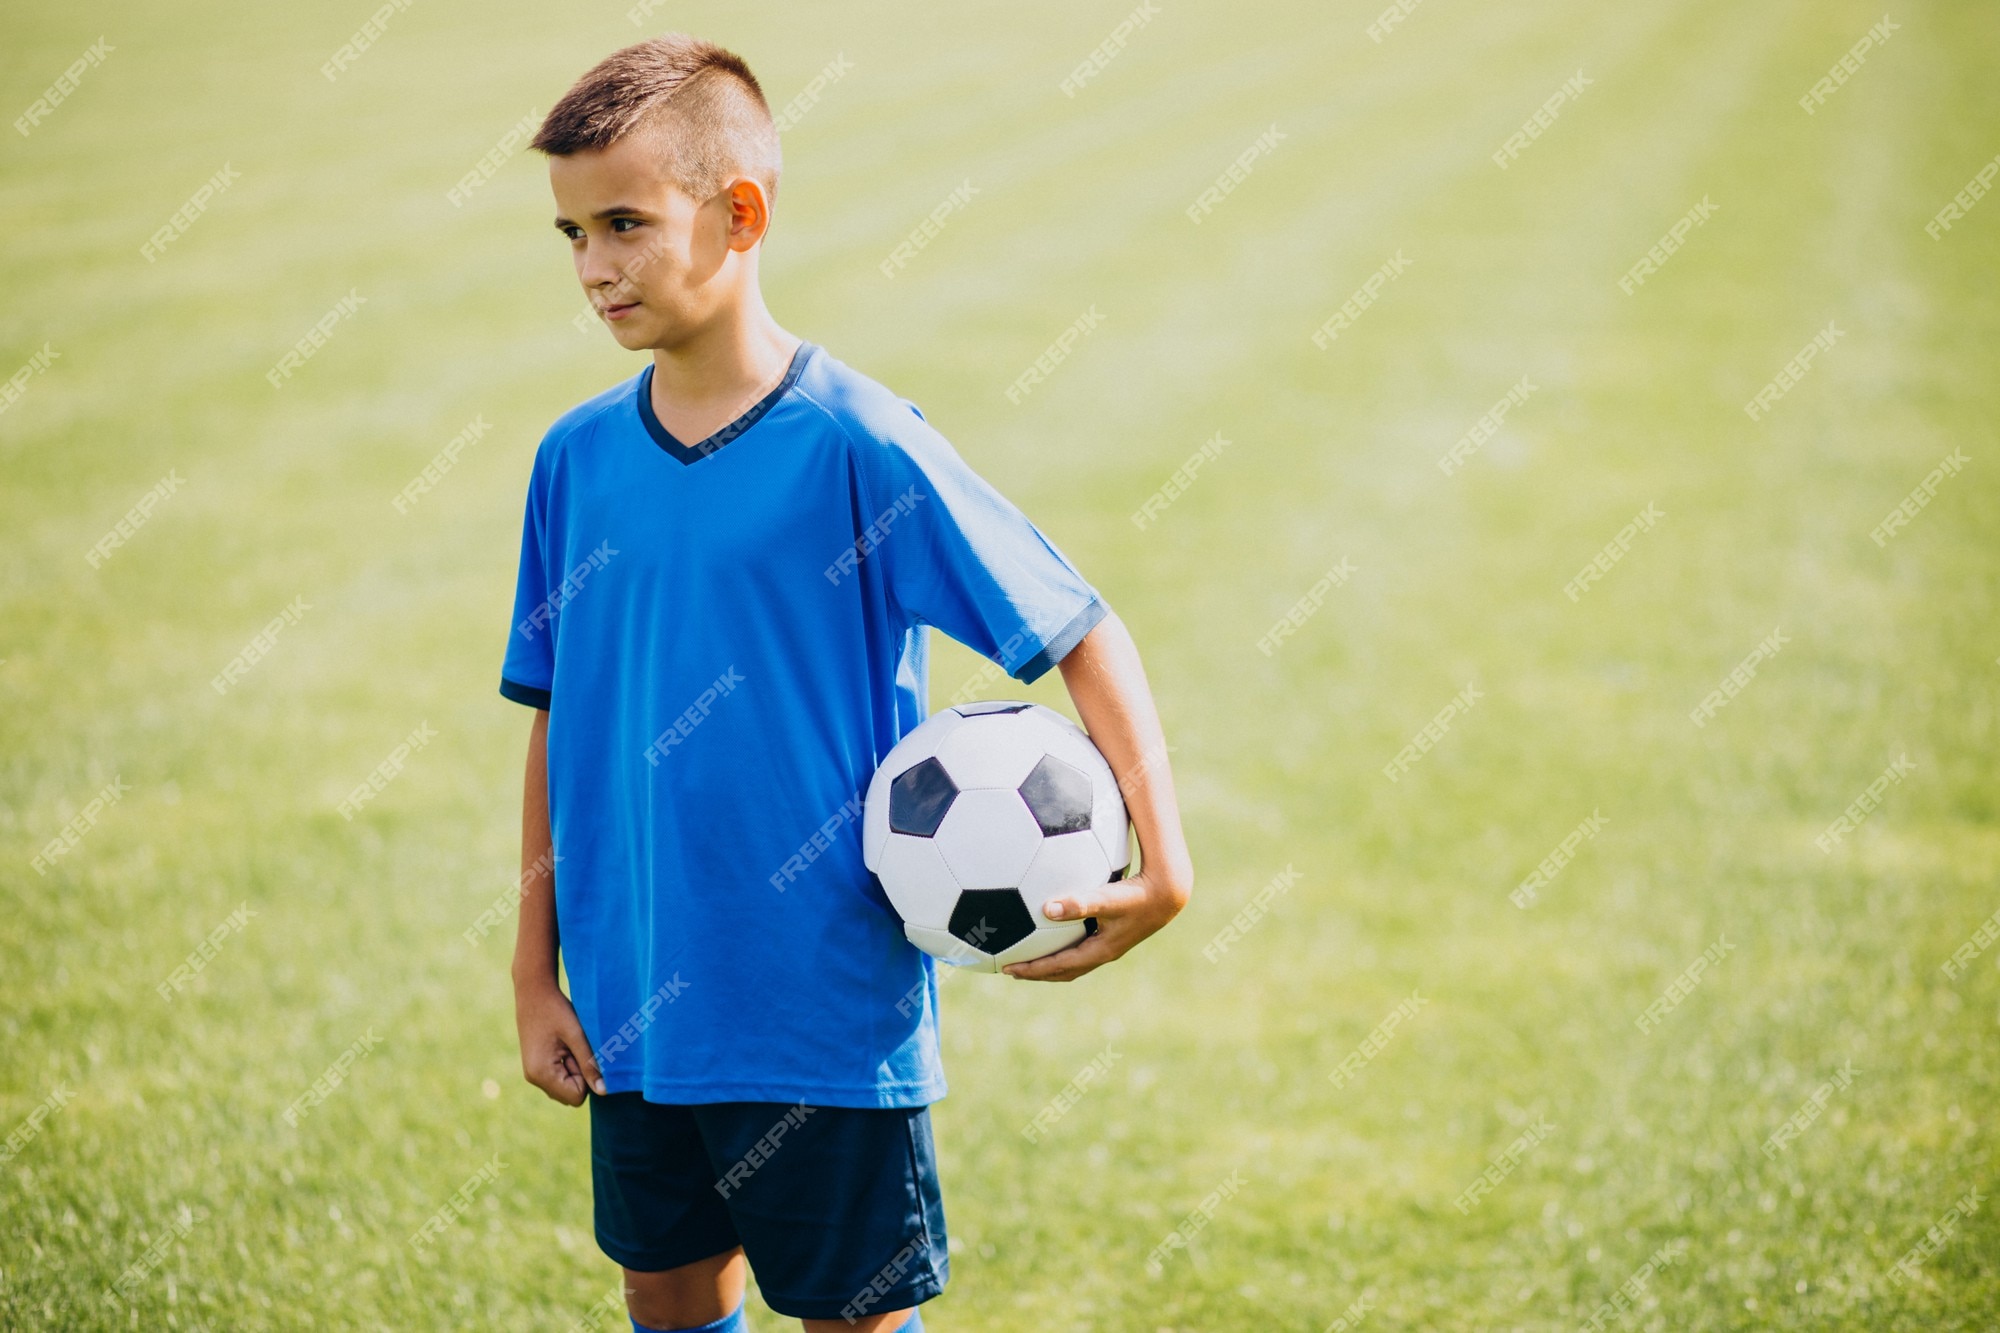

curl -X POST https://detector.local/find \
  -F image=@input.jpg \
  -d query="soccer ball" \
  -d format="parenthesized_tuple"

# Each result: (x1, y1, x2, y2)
(863, 701, 1130, 972)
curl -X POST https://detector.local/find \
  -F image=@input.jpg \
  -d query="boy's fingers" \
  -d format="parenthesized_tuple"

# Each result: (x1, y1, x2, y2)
(558, 1016, 608, 1097)
(1004, 931, 1119, 982)
(1041, 874, 1151, 925)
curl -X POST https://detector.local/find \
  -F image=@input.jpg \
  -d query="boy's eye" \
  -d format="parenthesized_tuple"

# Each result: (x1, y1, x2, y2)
(611, 217, 642, 232)
(559, 224, 584, 241)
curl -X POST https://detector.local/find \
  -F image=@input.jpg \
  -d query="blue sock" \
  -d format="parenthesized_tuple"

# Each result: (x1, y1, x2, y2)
(631, 1304, 745, 1333)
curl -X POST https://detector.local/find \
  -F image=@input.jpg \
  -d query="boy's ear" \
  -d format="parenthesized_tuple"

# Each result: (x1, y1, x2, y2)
(724, 178, 771, 251)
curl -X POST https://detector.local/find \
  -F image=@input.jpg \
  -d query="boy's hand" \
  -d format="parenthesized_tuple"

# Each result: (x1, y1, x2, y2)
(515, 980, 607, 1105)
(1003, 867, 1190, 983)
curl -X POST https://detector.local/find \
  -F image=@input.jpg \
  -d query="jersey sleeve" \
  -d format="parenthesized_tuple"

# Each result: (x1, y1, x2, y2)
(499, 448, 554, 710)
(856, 403, 1105, 683)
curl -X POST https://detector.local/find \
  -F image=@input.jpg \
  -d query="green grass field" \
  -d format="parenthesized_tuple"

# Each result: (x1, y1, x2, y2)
(4, 0, 1998, 1327)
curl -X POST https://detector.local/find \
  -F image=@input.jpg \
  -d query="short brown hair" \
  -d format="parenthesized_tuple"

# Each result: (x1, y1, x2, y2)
(534, 35, 781, 204)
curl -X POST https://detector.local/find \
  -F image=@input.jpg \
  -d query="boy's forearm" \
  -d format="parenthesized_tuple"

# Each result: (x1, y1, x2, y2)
(1056, 610, 1193, 891)
(512, 708, 562, 991)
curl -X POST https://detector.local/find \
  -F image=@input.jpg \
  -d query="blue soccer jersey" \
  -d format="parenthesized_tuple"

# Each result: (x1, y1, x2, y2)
(500, 342, 1105, 1107)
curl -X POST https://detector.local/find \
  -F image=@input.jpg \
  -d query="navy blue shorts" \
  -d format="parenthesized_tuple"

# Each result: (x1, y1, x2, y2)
(588, 1093, 949, 1321)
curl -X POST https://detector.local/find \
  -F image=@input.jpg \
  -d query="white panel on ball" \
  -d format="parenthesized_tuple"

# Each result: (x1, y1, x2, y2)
(933, 713, 1049, 790)
(904, 923, 996, 970)
(1015, 831, 1111, 920)
(932, 789, 1044, 890)
(873, 833, 963, 927)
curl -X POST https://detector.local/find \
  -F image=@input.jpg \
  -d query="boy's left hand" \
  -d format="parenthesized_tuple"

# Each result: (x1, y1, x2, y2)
(1002, 868, 1189, 982)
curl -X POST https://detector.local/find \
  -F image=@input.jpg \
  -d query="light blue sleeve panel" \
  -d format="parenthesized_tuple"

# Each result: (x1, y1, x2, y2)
(844, 395, 1106, 684)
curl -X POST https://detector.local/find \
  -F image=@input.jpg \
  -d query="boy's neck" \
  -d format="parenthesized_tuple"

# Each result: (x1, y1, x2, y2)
(650, 298, 799, 419)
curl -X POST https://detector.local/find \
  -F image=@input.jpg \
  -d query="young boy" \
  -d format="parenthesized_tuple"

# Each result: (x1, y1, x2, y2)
(501, 35, 1193, 1333)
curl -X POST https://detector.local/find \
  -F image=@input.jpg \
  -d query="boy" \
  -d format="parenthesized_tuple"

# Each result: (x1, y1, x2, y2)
(502, 35, 1193, 1333)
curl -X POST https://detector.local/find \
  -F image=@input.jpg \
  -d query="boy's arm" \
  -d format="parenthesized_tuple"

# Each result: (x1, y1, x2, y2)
(1004, 610, 1194, 982)
(512, 707, 607, 1104)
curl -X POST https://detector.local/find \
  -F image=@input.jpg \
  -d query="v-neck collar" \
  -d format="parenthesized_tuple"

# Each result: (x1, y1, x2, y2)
(636, 342, 815, 466)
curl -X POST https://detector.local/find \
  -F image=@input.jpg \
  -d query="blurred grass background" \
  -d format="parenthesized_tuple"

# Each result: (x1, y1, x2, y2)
(3, 0, 1998, 1328)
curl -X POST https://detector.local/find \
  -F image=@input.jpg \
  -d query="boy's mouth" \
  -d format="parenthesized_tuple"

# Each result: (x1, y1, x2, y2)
(603, 300, 640, 321)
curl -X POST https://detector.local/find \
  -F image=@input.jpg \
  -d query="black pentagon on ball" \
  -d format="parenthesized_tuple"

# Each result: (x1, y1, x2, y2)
(949, 889, 1038, 954)
(953, 700, 1033, 716)
(889, 757, 958, 836)
(1018, 754, 1094, 836)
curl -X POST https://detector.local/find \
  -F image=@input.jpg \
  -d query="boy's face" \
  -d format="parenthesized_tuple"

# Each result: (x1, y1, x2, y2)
(549, 133, 766, 352)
